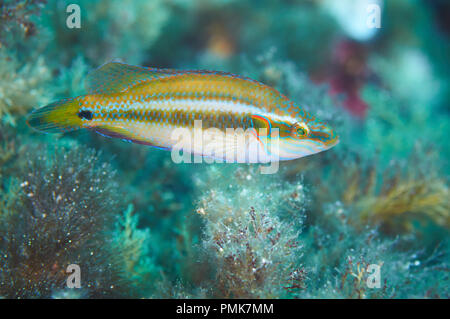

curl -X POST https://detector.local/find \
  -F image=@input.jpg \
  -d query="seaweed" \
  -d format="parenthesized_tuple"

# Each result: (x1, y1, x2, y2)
(0, 145, 156, 298)
(299, 201, 449, 298)
(299, 146, 449, 235)
(0, 0, 47, 47)
(0, 49, 52, 125)
(192, 166, 306, 298)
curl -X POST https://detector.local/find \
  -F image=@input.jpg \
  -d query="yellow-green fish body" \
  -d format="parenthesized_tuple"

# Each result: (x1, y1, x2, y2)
(28, 62, 338, 162)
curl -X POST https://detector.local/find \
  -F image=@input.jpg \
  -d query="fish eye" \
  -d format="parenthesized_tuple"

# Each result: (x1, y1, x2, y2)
(78, 110, 93, 120)
(296, 127, 306, 137)
(292, 122, 309, 138)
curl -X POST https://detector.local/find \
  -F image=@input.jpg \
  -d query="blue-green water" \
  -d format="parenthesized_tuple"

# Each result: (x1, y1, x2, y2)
(0, 0, 448, 299)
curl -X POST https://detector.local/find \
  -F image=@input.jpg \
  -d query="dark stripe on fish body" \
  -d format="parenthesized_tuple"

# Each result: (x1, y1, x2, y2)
(98, 105, 253, 132)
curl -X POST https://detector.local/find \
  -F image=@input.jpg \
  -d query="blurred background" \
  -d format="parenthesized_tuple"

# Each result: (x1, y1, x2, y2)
(0, 0, 448, 298)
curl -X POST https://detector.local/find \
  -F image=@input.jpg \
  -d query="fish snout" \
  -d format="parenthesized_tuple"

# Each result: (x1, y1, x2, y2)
(308, 121, 339, 149)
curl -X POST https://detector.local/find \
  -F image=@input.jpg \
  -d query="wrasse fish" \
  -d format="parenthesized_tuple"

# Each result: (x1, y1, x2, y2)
(27, 62, 338, 162)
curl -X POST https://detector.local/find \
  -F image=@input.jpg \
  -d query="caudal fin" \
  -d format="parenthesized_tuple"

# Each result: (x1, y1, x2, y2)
(27, 98, 81, 133)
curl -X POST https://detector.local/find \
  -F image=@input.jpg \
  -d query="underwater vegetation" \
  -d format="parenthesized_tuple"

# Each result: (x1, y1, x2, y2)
(0, 0, 46, 46)
(0, 140, 158, 298)
(0, 0, 449, 299)
(299, 204, 449, 299)
(0, 50, 51, 125)
(295, 145, 449, 235)
(194, 167, 306, 298)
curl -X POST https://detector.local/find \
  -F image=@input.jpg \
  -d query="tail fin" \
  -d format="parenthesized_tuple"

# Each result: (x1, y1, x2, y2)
(27, 98, 81, 133)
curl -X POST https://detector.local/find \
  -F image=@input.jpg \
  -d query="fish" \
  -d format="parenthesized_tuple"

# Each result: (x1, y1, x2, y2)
(27, 62, 338, 163)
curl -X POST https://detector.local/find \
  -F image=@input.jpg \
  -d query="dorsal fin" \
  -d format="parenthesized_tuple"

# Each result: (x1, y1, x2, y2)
(85, 62, 172, 94)
(86, 62, 261, 95)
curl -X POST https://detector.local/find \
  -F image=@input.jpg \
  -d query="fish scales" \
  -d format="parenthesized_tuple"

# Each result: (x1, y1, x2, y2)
(84, 73, 277, 132)
(27, 62, 338, 162)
